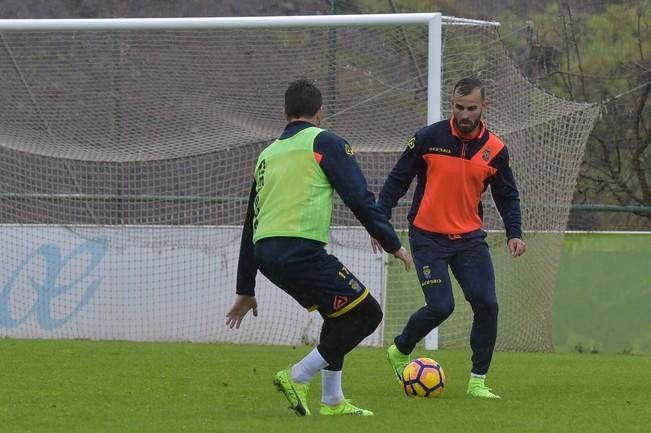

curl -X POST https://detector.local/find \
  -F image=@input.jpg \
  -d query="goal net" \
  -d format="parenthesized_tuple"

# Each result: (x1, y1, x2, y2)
(0, 15, 599, 351)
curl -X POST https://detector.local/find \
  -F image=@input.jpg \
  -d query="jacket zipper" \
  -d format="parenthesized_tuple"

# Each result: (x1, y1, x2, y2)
(458, 137, 468, 159)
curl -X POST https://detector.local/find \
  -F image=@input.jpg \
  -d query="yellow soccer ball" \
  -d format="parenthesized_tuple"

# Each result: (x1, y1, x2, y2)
(401, 357, 445, 398)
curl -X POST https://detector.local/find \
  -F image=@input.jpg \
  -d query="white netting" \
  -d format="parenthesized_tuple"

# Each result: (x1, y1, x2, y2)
(0, 17, 598, 350)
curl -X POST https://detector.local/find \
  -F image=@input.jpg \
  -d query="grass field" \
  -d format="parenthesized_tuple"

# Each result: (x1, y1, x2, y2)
(1, 339, 650, 433)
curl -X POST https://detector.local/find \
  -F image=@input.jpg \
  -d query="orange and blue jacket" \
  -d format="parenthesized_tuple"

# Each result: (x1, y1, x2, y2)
(378, 118, 522, 240)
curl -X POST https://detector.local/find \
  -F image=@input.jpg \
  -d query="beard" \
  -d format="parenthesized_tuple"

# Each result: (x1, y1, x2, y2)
(454, 115, 481, 134)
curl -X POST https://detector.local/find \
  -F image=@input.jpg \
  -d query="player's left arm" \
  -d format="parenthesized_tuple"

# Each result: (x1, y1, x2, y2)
(488, 146, 526, 257)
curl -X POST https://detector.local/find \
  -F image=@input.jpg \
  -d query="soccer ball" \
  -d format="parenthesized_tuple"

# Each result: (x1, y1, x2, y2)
(401, 357, 445, 398)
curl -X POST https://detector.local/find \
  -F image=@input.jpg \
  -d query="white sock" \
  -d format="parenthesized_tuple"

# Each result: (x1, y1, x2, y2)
(321, 369, 344, 406)
(471, 372, 486, 380)
(291, 348, 328, 384)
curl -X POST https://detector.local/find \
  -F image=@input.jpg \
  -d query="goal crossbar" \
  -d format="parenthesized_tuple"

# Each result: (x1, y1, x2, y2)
(0, 14, 453, 31)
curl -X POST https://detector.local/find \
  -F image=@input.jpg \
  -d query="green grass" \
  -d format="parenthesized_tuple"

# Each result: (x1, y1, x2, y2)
(1, 340, 650, 433)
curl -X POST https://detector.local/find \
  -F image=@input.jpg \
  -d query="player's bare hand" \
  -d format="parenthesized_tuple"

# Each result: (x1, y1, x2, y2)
(370, 237, 383, 254)
(393, 246, 412, 272)
(226, 295, 258, 329)
(508, 238, 526, 257)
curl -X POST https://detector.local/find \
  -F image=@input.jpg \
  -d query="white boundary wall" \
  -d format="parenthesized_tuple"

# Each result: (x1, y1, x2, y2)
(0, 225, 387, 346)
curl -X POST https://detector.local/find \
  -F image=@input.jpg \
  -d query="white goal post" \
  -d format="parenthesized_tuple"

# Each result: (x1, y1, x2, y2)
(0, 14, 598, 351)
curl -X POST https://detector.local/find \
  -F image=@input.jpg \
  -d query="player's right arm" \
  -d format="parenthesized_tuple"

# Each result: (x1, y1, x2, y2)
(235, 180, 257, 296)
(377, 134, 425, 220)
(227, 180, 259, 329)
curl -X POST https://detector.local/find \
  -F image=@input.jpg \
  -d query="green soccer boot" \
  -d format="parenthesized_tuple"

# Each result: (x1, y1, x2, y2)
(273, 368, 311, 416)
(319, 399, 374, 416)
(386, 344, 410, 383)
(467, 377, 501, 399)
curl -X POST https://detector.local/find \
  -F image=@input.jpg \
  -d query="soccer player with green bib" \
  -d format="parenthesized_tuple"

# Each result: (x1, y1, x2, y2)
(227, 79, 412, 416)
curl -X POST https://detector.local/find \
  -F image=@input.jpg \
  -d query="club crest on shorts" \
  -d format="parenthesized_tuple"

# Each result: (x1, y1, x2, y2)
(422, 265, 431, 279)
(333, 295, 349, 310)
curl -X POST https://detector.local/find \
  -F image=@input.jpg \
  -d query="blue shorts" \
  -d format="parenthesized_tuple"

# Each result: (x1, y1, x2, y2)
(254, 237, 369, 318)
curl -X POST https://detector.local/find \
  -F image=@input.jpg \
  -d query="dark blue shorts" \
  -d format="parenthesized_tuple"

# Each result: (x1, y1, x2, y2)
(254, 237, 369, 318)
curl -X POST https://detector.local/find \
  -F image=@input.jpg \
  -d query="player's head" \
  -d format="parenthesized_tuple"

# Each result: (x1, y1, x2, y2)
(285, 79, 323, 125)
(451, 77, 486, 134)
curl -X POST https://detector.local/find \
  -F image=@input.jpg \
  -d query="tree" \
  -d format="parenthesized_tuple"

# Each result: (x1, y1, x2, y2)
(495, 2, 650, 229)
(521, 2, 651, 229)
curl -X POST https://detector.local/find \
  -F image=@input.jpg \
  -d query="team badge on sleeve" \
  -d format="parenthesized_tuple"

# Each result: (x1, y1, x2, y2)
(345, 143, 355, 156)
(407, 137, 416, 150)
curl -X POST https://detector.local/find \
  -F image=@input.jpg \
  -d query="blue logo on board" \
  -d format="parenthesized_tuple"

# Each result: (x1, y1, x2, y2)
(0, 239, 107, 330)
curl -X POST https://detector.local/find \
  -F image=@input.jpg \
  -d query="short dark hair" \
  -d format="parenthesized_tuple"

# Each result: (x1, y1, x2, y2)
(453, 77, 485, 100)
(285, 79, 322, 118)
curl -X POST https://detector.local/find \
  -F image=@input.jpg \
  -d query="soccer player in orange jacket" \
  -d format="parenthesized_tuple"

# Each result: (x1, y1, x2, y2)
(377, 77, 526, 398)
